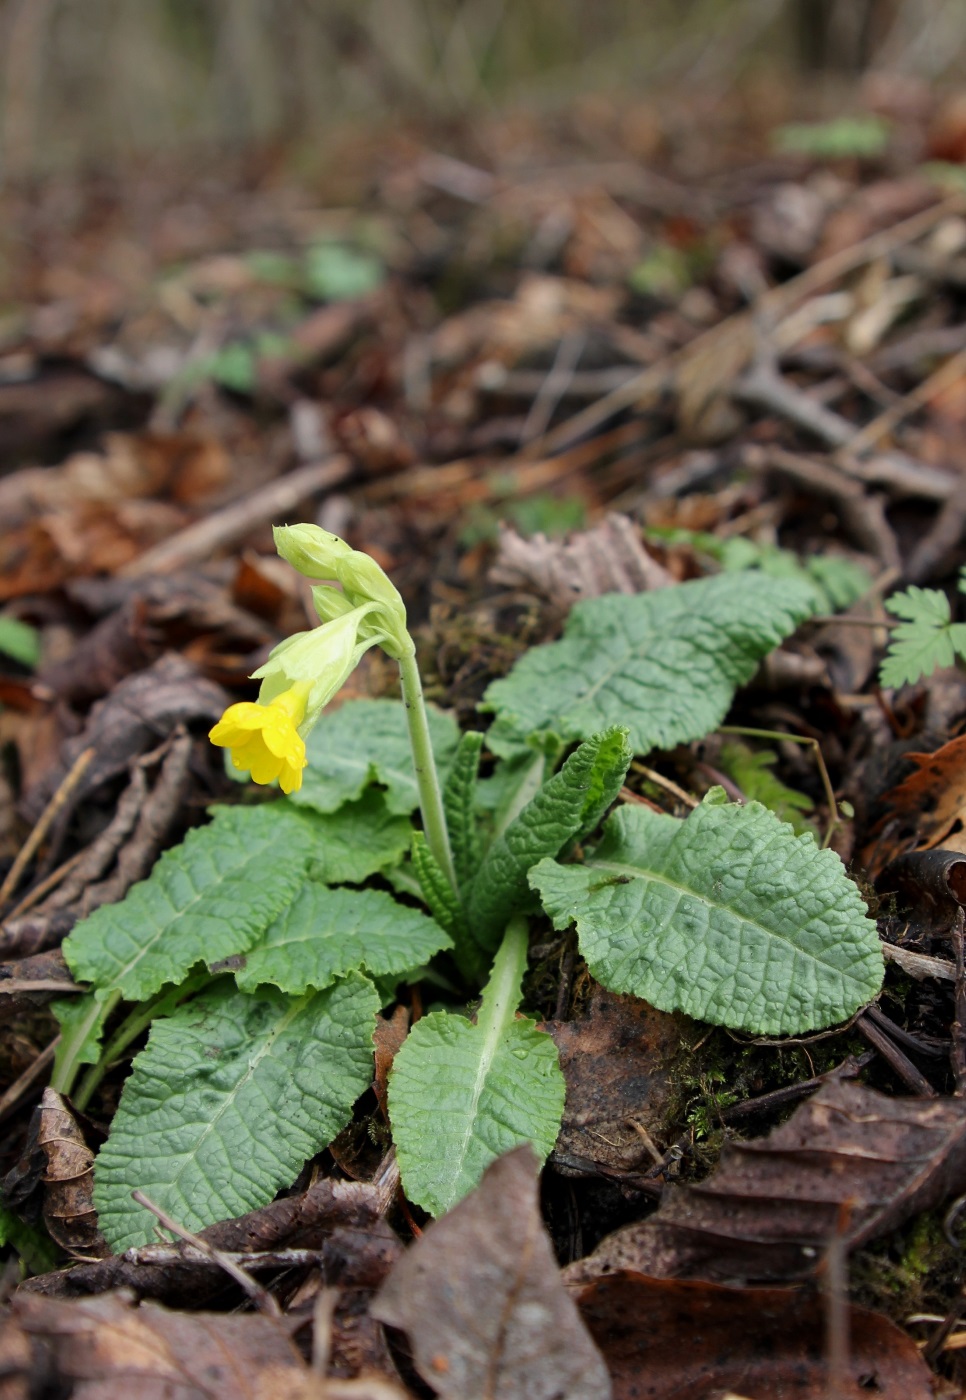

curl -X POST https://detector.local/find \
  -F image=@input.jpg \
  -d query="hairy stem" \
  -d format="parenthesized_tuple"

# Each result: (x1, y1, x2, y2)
(399, 649, 458, 894)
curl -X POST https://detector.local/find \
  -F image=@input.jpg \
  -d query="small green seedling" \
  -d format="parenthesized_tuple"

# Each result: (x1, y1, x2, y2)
(879, 569, 966, 689)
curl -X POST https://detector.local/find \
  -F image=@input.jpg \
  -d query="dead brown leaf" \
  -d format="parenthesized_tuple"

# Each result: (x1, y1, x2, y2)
(565, 1078, 966, 1285)
(876, 733, 966, 851)
(489, 515, 673, 611)
(12, 1290, 310, 1400)
(546, 985, 687, 1180)
(373, 1145, 611, 1400)
(37, 1088, 110, 1259)
(576, 1271, 934, 1400)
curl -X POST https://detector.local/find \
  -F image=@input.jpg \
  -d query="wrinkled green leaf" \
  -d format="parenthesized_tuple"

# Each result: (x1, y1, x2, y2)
(307, 790, 413, 883)
(94, 974, 379, 1251)
(468, 728, 632, 951)
(236, 884, 450, 994)
(63, 804, 320, 1002)
(412, 833, 465, 936)
(52, 994, 112, 1085)
(530, 790, 882, 1035)
(444, 730, 485, 891)
(482, 574, 817, 758)
(390, 921, 564, 1217)
(293, 699, 459, 815)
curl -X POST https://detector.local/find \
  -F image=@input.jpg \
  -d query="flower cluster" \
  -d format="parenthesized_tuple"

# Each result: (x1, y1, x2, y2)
(209, 526, 411, 793)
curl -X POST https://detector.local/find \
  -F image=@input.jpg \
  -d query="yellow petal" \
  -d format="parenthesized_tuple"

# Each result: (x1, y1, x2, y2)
(279, 755, 307, 794)
(210, 703, 267, 746)
(248, 747, 285, 785)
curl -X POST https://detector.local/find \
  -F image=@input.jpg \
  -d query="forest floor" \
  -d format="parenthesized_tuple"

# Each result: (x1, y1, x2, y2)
(3, 82, 966, 1398)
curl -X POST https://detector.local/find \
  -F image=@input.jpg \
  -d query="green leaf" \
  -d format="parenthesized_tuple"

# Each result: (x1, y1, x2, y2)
(476, 749, 552, 829)
(51, 994, 112, 1085)
(63, 803, 320, 1002)
(412, 833, 465, 936)
(482, 574, 817, 759)
(307, 790, 413, 883)
(879, 586, 966, 688)
(0, 617, 40, 668)
(94, 974, 379, 1251)
(389, 920, 564, 1216)
(303, 243, 384, 301)
(444, 730, 485, 891)
(468, 728, 632, 951)
(235, 884, 450, 994)
(716, 740, 816, 837)
(293, 699, 459, 816)
(0, 1204, 60, 1274)
(643, 531, 871, 614)
(772, 116, 891, 159)
(530, 791, 883, 1036)
(804, 555, 872, 613)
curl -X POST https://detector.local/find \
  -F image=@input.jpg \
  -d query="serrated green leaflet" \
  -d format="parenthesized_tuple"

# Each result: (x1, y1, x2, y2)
(63, 804, 320, 1002)
(530, 791, 883, 1035)
(467, 727, 632, 951)
(389, 920, 564, 1216)
(292, 699, 459, 815)
(94, 974, 379, 1251)
(236, 884, 450, 993)
(880, 585, 966, 688)
(307, 789, 413, 883)
(482, 574, 817, 758)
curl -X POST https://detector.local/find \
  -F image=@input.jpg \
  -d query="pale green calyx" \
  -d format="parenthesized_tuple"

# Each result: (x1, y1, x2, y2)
(252, 604, 383, 731)
(274, 523, 412, 659)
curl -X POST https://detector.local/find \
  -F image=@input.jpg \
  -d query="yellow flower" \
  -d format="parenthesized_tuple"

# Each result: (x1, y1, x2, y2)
(209, 683, 309, 794)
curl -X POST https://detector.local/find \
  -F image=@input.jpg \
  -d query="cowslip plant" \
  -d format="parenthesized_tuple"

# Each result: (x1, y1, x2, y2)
(52, 527, 884, 1251)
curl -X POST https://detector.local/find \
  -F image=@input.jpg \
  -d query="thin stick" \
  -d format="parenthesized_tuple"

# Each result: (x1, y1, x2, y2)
(516, 192, 965, 463)
(0, 1036, 58, 1124)
(3, 848, 87, 922)
(0, 979, 80, 995)
(823, 1202, 852, 1400)
(856, 1012, 937, 1097)
(951, 909, 966, 1096)
(630, 762, 699, 809)
(130, 1190, 281, 1317)
(882, 942, 956, 983)
(0, 747, 95, 906)
(843, 345, 966, 457)
(119, 456, 351, 577)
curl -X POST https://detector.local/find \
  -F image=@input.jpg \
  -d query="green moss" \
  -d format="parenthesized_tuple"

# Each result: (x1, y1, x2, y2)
(851, 1209, 963, 1323)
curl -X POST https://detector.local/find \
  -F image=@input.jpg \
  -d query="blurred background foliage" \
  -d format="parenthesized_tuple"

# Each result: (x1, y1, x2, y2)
(1, 0, 965, 179)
